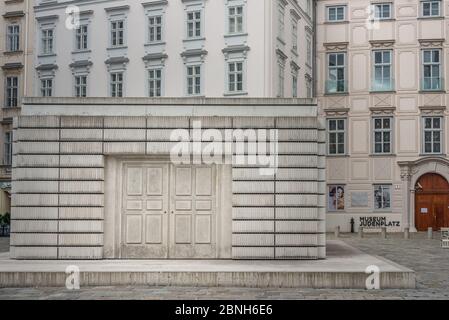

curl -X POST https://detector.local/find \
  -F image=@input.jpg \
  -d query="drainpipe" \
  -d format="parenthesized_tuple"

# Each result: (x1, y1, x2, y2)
(23, 0, 30, 99)
(312, 0, 317, 98)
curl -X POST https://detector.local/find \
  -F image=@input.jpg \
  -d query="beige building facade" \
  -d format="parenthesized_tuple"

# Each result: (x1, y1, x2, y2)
(317, 0, 449, 232)
(0, 0, 34, 215)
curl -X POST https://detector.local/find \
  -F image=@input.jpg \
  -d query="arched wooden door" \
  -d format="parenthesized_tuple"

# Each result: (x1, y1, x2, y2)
(415, 173, 449, 231)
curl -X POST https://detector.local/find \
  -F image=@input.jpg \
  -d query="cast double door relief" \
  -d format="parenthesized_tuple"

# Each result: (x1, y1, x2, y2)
(121, 163, 216, 259)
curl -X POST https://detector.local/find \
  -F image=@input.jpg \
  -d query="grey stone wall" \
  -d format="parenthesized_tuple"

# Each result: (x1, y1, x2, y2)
(11, 114, 325, 260)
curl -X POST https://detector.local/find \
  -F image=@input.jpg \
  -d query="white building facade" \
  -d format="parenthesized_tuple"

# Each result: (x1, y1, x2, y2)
(317, 0, 449, 232)
(32, 0, 314, 99)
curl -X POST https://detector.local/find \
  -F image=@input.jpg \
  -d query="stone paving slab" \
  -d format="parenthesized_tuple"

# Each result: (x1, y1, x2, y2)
(0, 240, 414, 289)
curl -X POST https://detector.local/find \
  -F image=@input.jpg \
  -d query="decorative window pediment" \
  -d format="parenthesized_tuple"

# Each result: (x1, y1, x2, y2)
(369, 40, 395, 48)
(419, 105, 446, 116)
(323, 42, 348, 51)
(369, 106, 396, 116)
(325, 108, 349, 116)
(419, 38, 445, 47)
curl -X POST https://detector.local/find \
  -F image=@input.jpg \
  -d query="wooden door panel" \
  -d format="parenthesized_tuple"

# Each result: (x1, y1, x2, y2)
(415, 173, 449, 232)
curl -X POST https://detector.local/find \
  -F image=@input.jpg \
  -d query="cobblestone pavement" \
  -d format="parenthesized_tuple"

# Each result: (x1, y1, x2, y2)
(1, 233, 449, 300)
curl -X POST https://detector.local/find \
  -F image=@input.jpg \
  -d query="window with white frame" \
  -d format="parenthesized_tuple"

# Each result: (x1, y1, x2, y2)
(373, 117, 393, 154)
(110, 20, 125, 47)
(292, 74, 298, 98)
(306, 37, 312, 66)
(148, 68, 162, 97)
(373, 3, 392, 19)
(278, 63, 285, 97)
(422, 116, 443, 154)
(187, 11, 202, 38)
(327, 52, 346, 93)
(75, 24, 88, 50)
(7, 25, 20, 52)
(278, 4, 285, 40)
(4, 132, 12, 166)
(373, 50, 393, 91)
(110, 72, 124, 97)
(228, 61, 244, 93)
(149, 15, 163, 43)
(5, 76, 18, 108)
(422, 0, 441, 17)
(187, 65, 201, 95)
(328, 185, 345, 211)
(228, 5, 243, 34)
(422, 49, 442, 90)
(327, 6, 346, 21)
(374, 185, 391, 210)
(306, 77, 312, 98)
(74, 75, 87, 97)
(328, 118, 346, 155)
(40, 78, 53, 97)
(291, 19, 298, 52)
(41, 28, 54, 54)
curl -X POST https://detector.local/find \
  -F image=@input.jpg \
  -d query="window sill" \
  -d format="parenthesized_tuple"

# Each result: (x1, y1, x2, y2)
(324, 20, 349, 24)
(419, 153, 446, 157)
(3, 50, 23, 55)
(326, 154, 350, 158)
(38, 53, 57, 58)
(418, 16, 444, 20)
(418, 90, 446, 94)
(324, 92, 349, 96)
(369, 153, 396, 157)
(144, 41, 166, 46)
(2, 107, 20, 110)
(370, 18, 396, 22)
(183, 37, 206, 43)
(224, 32, 248, 38)
(370, 90, 396, 94)
(223, 91, 248, 97)
(107, 46, 128, 51)
(72, 49, 92, 54)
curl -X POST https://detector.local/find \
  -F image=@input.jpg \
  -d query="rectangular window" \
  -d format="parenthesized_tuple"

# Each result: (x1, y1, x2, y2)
(74, 75, 87, 97)
(187, 65, 201, 95)
(110, 72, 123, 97)
(187, 11, 201, 38)
(423, 117, 443, 154)
(422, 0, 441, 17)
(41, 28, 54, 54)
(422, 49, 442, 90)
(5, 76, 18, 108)
(328, 185, 345, 211)
(306, 78, 312, 98)
(327, 53, 346, 93)
(111, 20, 124, 47)
(149, 15, 163, 43)
(7, 25, 20, 52)
(228, 6, 243, 34)
(292, 75, 298, 98)
(148, 68, 162, 97)
(75, 24, 88, 50)
(292, 20, 298, 52)
(373, 3, 392, 19)
(278, 5, 285, 39)
(374, 185, 391, 210)
(373, 50, 393, 91)
(373, 117, 393, 154)
(278, 63, 285, 97)
(306, 37, 312, 66)
(328, 118, 346, 155)
(327, 6, 346, 21)
(4, 132, 12, 166)
(228, 61, 244, 93)
(40, 79, 53, 97)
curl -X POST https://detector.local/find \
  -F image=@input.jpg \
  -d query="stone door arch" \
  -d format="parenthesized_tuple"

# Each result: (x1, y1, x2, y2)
(398, 157, 449, 232)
